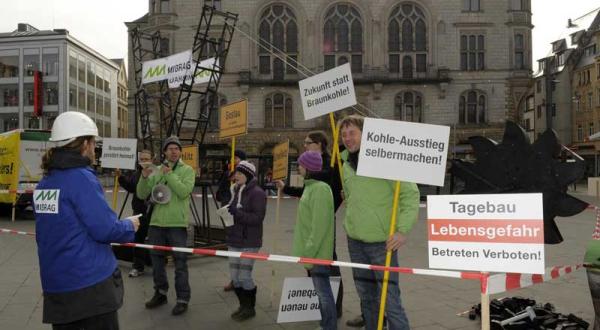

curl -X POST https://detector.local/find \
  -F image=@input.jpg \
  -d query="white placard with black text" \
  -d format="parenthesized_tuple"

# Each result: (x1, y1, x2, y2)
(427, 193, 545, 274)
(277, 276, 340, 323)
(299, 63, 356, 120)
(357, 118, 450, 186)
(100, 138, 137, 170)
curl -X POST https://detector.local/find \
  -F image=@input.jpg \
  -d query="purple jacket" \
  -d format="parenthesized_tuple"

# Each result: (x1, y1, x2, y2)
(226, 179, 267, 248)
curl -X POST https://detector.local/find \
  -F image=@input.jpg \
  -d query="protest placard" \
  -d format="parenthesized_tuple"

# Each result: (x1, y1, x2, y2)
(272, 141, 289, 180)
(100, 138, 137, 170)
(277, 277, 341, 323)
(299, 63, 356, 120)
(181, 145, 199, 172)
(219, 99, 248, 139)
(427, 193, 545, 274)
(357, 118, 450, 186)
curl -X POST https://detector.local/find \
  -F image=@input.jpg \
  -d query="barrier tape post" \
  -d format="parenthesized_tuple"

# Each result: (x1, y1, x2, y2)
(230, 137, 236, 173)
(270, 186, 282, 307)
(481, 272, 490, 330)
(377, 181, 401, 330)
(328, 113, 344, 183)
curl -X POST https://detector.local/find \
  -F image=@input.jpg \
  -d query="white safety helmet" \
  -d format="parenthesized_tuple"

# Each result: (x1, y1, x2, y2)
(50, 111, 100, 146)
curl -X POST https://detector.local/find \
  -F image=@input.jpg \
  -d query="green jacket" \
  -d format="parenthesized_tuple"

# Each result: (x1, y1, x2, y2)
(292, 179, 335, 269)
(341, 150, 420, 243)
(136, 159, 195, 228)
(584, 239, 600, 268)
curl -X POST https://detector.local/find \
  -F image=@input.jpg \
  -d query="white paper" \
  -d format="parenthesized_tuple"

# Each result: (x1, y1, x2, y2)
(217, 205, 234, 227)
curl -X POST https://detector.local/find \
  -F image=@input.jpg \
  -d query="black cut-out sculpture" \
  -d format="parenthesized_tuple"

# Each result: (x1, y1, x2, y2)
(450, 121, 588, 244)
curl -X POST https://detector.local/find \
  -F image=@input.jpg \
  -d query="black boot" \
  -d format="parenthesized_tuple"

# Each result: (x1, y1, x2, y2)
(230, 287, 244, 319)
(232, 287, 256, 321)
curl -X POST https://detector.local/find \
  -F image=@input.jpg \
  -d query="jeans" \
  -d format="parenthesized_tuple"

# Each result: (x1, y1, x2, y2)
(309, 265, 337, 330)
(148, 226, 190, 303)
(132, 214, 150, 271)
(347, 237, 409, 330)
(588, 269, 600, 330)
(228, 247, 259, 290)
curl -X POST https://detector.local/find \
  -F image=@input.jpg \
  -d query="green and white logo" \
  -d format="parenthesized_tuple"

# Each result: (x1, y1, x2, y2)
(33, 189, 60, 214)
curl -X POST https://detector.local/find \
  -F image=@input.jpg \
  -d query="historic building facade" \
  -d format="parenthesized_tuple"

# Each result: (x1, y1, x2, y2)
(127, 0, 533, 174)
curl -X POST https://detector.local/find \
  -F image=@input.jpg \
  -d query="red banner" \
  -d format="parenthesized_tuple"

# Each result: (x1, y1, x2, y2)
(33, 71, 43, 117)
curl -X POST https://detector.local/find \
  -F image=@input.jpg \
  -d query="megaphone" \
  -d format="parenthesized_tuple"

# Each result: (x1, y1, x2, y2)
(150, 184, 172, 204)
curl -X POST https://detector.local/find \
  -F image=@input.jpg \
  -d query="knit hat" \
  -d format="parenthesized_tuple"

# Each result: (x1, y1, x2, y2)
(162, 136, 182, 151)
(298, 151, 322, 172)
(235, 160, 256, 181)
(234, 149, 247, 160)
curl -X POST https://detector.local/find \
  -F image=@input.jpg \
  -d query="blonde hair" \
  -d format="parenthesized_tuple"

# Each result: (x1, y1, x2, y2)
(337, 114, 364, 131)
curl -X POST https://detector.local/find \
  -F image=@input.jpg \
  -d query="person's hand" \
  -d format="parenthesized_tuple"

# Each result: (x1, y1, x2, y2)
(386, 232, 407, 251)
(129, 217, 140, 232)
(227, 204, 238, 216)
(275, 180, 285, 190)
(141, 167, 153, 178)
(161, 165, 172, 175)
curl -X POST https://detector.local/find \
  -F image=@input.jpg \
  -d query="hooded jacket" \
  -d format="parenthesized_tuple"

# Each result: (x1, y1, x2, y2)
(225, 178, 267, 248)
(341, 149, 420, 243)
(118, 166, 148, 215)
(34, 149, 135, 293)
(292, 179, 335, 269)
(136, 159, 195, 228)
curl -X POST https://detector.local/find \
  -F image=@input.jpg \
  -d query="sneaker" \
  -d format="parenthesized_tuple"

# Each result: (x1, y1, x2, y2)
(172, 302, 188, 315)
(346, 314, 365, 328)
(145, 292, 167, 309)
(128, 269, 144, 277)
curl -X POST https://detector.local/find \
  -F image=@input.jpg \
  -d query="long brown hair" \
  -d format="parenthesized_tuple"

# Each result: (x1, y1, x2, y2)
(307, 130, 329, 155)
(41, 136, 92, 174)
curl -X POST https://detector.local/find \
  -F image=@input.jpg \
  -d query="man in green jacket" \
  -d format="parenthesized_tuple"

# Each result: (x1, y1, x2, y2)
(584, 237, 600, 330)
(338, 115, 419, 330)
(137, 136, 195, 316)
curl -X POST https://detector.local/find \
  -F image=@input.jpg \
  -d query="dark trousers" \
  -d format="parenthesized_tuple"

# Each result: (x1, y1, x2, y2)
(52, 311, 119, 330)
(132, 214, 150, 271)
(148, 226, 191, 303)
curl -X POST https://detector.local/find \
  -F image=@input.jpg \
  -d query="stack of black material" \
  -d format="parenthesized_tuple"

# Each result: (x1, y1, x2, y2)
(469, 297, 589, 329)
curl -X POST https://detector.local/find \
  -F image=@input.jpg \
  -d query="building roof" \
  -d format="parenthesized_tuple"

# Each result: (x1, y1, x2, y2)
(0, 23, 69, 39)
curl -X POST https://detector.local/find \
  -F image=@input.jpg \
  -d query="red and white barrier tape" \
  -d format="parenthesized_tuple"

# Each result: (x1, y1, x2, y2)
(0, 228, 35, 237)
(485, 264, 583, 294)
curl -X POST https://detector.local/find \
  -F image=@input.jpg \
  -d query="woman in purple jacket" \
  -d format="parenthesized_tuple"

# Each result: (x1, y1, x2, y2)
(225, 161, 267, 321)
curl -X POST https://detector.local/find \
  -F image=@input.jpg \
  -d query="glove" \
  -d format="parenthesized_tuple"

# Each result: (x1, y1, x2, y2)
(227, 204, 238, 216)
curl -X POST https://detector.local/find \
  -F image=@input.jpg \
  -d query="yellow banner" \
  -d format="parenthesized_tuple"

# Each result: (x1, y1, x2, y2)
(181, 145, 199, 172)
(0, 132, 21, 203)
(219, 99, 248, 139)
(272, 140, 289, 181)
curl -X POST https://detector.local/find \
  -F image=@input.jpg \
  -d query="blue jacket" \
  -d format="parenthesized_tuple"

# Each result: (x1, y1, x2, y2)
(34, 166, 135, 293)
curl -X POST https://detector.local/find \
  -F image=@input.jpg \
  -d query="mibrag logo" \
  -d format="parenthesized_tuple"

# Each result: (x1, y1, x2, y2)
(144, 65, 166, 79)
(33, 189, 60, 214)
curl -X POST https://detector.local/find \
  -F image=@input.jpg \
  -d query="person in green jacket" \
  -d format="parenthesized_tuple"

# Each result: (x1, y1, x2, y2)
(292, 151, 337, 330)
(136, 136, 195, 316)
(338, 115, 419, 330)
(584, 237, 600, 330)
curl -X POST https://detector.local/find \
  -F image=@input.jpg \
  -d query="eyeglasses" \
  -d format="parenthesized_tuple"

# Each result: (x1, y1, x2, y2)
(303, 140, 316, 145)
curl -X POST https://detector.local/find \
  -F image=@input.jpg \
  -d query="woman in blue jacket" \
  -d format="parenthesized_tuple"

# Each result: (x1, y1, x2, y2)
(34, 111, 139, 330)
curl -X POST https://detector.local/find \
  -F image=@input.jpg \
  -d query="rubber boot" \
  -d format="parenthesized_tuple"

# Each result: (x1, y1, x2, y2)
(233, 287, 256, 321)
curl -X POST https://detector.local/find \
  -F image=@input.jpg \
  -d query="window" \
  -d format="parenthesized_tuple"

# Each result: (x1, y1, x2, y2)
(536, 80, 542, 93)
(264, 93, 293, 128)
(589, 93, 594, 111)
(584, 44, 597, 57)
(459, 90, 486, 124)
(160, 0, 170, 13)
(551, 103, 556, 117)
(577, 125, 583, 141)
(525, 119, 531, 130)
(388, 3, 428, 76)
(78, 57, 86, 83)
(45, 82, 58, 106)
(597, 88, 600, 106)
(258, 4, 298, 79)
(0, 53, 19, 78)
(42, 48, 58, 77)
(69, 53, 77, 80)
(536, 105, 542, 118)
(590, 122, 595, 137)
(24, 49, 39, 77)
(69, 84, 76, 108)
(206, 0, 221, 10)
(323, 3, 363, 73)
(514, 34, 525, 69)
(460, 34, 485, 70)
(209, 95, 227, 130)
(511, 0, 530, 11)
(462, 0, 480, 12)
(597, 63, 600, 79)
(78, 87, 86, 111)
(394, 91, 423, 122)
(87, 61, 95, 88)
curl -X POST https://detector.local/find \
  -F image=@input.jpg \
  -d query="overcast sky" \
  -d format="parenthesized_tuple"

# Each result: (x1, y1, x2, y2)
(0, 0, 598, 67)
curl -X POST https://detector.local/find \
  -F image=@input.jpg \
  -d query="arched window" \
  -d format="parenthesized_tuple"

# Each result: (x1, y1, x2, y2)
(323, 3, 363, 73)
(459, 90, 486, 124)
(394, 91, 423, 122)
(265, 93, 293, 128)
(388, 3, 428, 76)
(258, 4, 298, 79)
